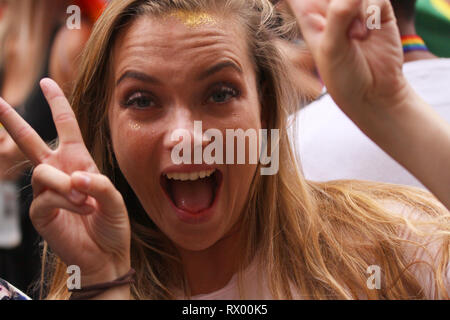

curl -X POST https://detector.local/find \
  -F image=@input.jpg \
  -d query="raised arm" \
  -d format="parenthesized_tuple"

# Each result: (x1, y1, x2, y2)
(286, 0, 450, 210)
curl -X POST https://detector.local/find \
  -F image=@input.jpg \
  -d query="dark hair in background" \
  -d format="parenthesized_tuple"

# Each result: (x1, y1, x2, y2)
(391, 0, 417, 21)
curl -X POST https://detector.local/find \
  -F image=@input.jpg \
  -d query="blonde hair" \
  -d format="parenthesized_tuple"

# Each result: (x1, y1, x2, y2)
(41, 0, 449, 300)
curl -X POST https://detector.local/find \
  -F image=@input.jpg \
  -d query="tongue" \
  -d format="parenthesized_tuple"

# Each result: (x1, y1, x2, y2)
(170, 176, 215, 213)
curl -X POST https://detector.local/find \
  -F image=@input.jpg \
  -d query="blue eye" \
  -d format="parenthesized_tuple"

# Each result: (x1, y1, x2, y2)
(123, 92, 156, 109)
(208, 86, 239, 104)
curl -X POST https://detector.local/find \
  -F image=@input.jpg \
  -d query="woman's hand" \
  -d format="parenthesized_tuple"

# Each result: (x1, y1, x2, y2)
(286, 0, 408, 122)
(0, 79, 131, 294)
(287, 0, 450, 210)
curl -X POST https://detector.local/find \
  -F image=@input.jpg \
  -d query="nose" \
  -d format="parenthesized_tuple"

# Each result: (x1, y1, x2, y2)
(163, 108, 208, 157)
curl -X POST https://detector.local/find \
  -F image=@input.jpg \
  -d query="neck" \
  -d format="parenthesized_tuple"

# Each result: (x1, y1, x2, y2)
(397, 21, 437, 63)
(176, 224, 243, 296)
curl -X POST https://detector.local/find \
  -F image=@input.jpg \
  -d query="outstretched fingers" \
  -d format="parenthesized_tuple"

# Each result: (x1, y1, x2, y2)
(0, 97, 52, 164)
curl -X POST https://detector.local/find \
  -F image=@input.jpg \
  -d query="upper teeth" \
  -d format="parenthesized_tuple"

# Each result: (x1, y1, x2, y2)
(166, 169, 216, 181)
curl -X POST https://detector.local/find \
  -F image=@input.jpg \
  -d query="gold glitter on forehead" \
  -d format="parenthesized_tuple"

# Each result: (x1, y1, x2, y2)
(167, 10, 217, 28)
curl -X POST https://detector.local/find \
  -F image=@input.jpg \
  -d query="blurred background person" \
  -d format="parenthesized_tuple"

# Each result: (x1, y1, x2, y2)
(295, 0, 450, 187)
(0, 0, 106, 298)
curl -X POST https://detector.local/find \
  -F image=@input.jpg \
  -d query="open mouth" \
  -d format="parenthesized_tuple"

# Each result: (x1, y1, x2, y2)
(160, 168, 222, 214)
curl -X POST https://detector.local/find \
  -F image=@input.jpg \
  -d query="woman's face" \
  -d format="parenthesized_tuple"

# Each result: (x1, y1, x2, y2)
(108, 13, 262, 251)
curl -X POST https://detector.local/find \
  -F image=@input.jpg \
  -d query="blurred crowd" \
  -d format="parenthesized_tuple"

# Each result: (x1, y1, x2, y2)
(0, 0, 108, 299)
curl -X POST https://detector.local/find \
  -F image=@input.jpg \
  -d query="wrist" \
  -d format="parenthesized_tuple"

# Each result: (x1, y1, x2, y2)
(80, 261, 131, 287)
(70, 264, 134, 300)
(87, 284, 131, 300)
(70, 282, 132, 300)
(369, 76, 415, 115)
(353, 79, 418, 137)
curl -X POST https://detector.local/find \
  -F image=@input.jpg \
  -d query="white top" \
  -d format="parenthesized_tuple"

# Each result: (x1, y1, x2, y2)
(294, 58, 450, 188)
(188, 259, 274, 300)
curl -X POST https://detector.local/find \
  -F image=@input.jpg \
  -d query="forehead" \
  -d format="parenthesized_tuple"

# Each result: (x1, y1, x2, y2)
(112, 12, 253, 78)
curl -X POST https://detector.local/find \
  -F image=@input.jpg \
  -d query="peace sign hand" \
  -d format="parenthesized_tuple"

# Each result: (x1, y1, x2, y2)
(0, 78, 131, 288)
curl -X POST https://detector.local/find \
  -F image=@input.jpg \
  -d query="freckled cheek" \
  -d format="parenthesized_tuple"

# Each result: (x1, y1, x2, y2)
(111, 120, 161, 183)
(218, 115, 261, 209)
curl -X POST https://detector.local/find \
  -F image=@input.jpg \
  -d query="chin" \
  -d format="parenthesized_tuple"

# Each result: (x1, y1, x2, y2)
(166, 227, 225, 252)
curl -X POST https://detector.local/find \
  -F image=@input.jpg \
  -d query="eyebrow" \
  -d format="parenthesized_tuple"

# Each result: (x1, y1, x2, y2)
(116, 61, 243, 86)
(116, 71, 161, 86)
(197, 61, 243, 80)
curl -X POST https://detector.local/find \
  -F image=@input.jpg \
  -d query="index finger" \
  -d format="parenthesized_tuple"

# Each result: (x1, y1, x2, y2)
(0, 98, 52, 164)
